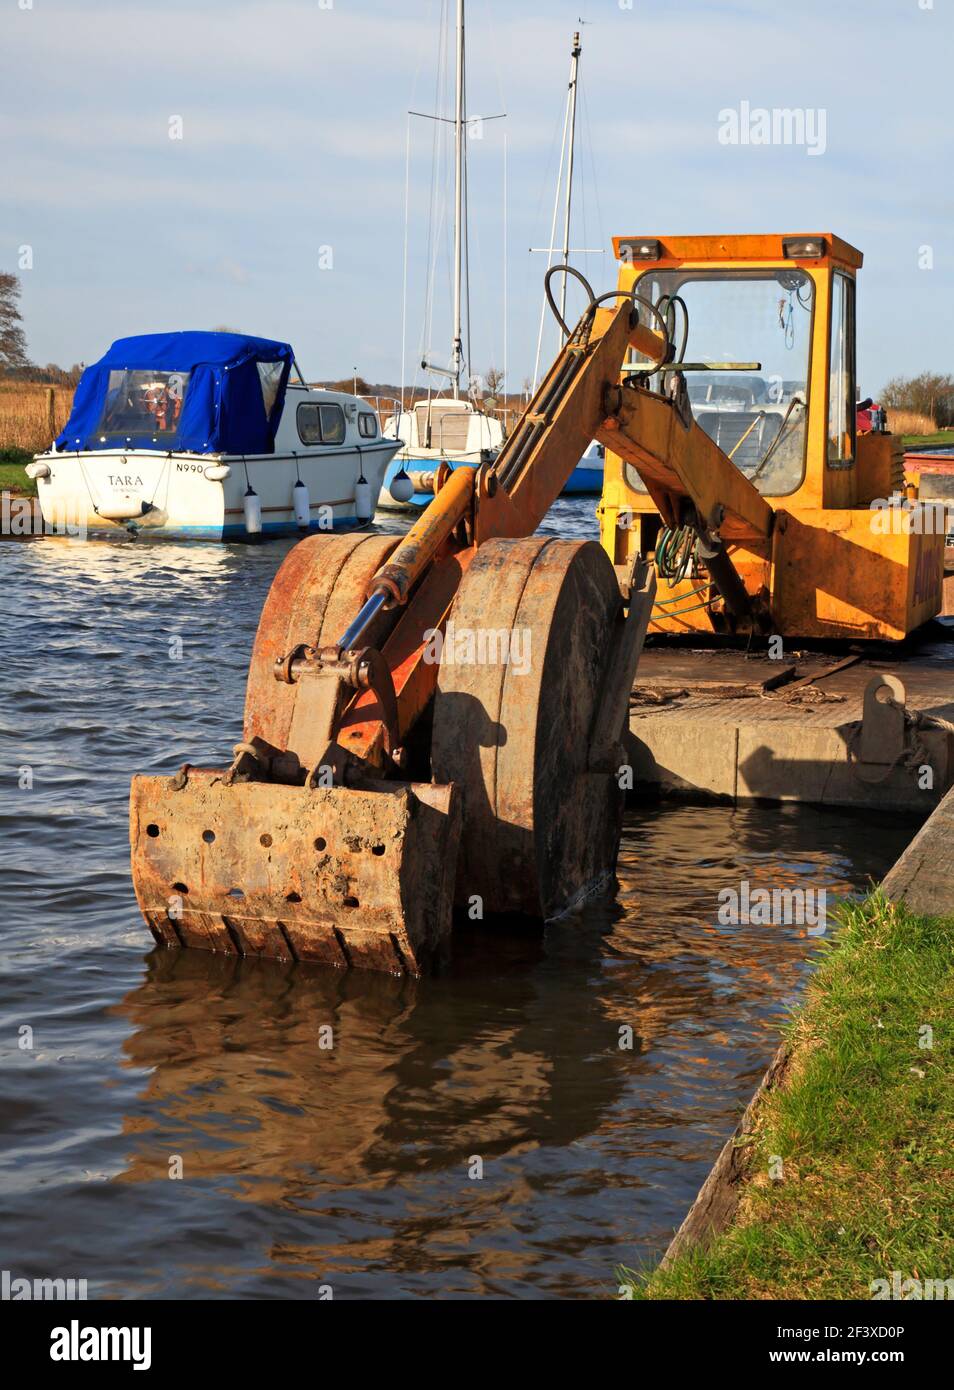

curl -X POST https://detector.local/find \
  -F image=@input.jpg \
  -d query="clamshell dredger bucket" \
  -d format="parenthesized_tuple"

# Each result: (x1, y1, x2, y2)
(130, 399, 656, 975)
(130, 531, 464, 973)
(129, 530, 655, 974)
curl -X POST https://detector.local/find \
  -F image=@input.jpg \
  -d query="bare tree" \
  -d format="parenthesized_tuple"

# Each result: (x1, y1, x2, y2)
(484, 365, 505, 399)
(881, 372, 954, 429)
(0, 272, 30, 371)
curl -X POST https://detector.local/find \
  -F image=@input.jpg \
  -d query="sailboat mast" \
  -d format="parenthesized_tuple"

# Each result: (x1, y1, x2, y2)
(451, 0, 465, 400)
(559, 31, 582, 336)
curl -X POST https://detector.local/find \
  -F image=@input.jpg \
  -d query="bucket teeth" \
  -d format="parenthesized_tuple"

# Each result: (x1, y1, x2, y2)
(130, 772, 462, 975)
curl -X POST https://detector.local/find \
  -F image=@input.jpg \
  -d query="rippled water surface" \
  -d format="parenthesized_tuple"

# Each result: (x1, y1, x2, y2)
(0, 504, 917, 1298)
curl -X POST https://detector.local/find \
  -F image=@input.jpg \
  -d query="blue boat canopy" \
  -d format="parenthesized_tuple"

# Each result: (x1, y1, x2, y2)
(56, 331, 295, 455)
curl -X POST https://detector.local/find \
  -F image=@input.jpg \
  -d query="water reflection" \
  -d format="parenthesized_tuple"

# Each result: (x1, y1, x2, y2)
(105, 803, 913, 1297)
(0, 515, 918, 1298)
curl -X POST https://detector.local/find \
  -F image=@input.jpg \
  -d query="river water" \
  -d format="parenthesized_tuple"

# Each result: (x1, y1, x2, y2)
(0, 500, 917, 1299)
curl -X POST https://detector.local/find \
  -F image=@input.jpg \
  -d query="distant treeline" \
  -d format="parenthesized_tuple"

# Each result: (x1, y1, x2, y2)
(881, 372, 954, 430)
(1, 362, 85, 387)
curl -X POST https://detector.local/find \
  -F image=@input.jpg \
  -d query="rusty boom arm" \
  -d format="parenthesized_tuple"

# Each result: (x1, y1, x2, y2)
(331, 295, 774, 766)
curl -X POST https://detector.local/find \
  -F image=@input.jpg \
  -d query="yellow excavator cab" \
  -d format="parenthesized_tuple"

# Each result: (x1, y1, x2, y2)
(598, 234, 942, 641)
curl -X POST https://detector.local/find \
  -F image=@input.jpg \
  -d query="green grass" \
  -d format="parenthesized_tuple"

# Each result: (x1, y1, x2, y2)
(902, 430, 954, 448)
(0, 447, 36, 496)
(620, 893, 954, 1300)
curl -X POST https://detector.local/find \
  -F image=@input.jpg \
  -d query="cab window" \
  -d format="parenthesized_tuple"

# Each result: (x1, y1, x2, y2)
(625, 267, 815, 498)
(297, 402, 346, 446)
(358, 411, 378, 439)
(827, 271, 855, 468)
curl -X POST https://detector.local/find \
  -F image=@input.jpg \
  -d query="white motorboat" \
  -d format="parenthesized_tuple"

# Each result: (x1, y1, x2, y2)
(28, 331, 399, 540)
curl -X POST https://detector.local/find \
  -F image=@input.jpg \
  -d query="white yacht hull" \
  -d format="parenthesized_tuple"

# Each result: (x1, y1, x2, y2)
(32, 439, 399, 541)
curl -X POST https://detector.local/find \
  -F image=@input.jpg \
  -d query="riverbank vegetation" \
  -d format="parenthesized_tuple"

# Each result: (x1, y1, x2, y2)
(622, 894, 954, 1300)
(0, 446, 36, 496)
(0, 380, 73, 454)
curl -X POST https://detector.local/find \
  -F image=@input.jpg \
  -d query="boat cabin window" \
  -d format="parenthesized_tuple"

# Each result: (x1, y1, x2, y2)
(625, 268, 815, 498)
(297, 402, 346, 446)
(97, 369, 190, 441)
(358, 411, 378, 439)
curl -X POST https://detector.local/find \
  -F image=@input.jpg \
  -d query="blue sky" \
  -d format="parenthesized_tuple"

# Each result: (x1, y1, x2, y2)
(3, 0, 951, 397)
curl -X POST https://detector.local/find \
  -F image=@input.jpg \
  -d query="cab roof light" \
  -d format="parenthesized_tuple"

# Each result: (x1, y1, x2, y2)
(618, 238, 661, 262)
(783, 236, 826, 260)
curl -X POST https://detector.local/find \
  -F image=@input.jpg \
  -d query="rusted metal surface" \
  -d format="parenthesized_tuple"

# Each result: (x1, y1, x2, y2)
(129, 529, 468, 977)
(339, 550, 476, 760)
(431, 537, 626, 919)
(130, 771, 461, 975)
(244, 531, 400, 760)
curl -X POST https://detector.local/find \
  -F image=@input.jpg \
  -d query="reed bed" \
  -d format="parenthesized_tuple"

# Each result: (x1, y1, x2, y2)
(0, 382, 75, 453)
(886, 407, 937, 437)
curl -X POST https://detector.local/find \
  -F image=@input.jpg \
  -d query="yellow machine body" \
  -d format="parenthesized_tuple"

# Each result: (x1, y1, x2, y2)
(597, 234, 944, 640)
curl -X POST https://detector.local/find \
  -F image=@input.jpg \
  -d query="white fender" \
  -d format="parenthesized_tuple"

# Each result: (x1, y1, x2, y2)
(25, 460, 51, 480)
(204, 464, 231, 482)
(293, 478, 311, 529)
(97, 498, 149, 521)
(243, 485, 262, 536)
(354, 474, 372, 521)
(389, 468, 414, 504)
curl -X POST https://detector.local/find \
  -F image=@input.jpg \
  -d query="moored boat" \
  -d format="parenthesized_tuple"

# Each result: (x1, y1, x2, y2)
(564, 440, 605, 495)
(378, 398, 504, 510)
(28, 331, 399, 540)
(378, 0, 504, 513)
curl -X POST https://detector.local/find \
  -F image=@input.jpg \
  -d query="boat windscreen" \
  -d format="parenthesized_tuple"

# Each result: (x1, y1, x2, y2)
(97, 369, 191, 442)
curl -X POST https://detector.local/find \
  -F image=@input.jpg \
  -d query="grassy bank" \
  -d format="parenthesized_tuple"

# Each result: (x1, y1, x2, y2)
(0, 447, 36, 496)
(623, 894, 954, 1300)
(903, 430, 954, 448)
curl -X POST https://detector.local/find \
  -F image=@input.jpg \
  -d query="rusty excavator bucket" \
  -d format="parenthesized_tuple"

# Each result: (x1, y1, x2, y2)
(130, 532, 653, 974)
(131, 297, 666, 975)
(130, 531, 465, 973)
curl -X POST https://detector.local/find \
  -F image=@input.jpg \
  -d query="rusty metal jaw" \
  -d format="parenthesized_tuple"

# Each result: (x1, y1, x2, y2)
(130, 771, 463, 975)
(131, 628, 459, 975)
(130, 529, 471, 977)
